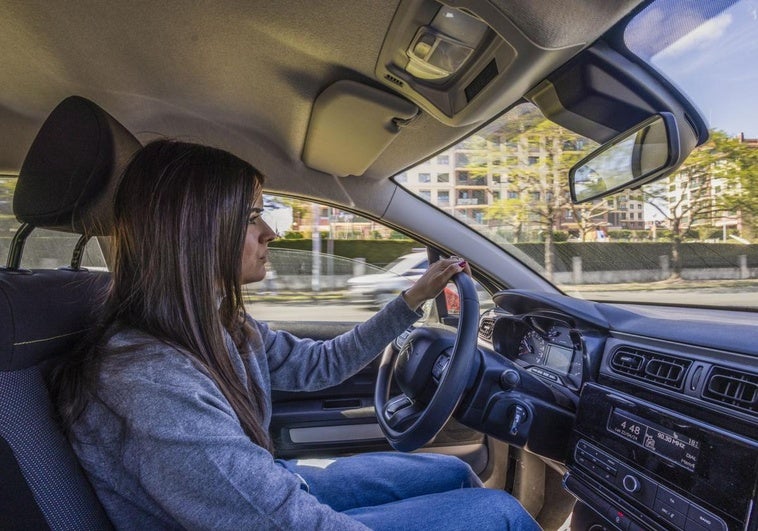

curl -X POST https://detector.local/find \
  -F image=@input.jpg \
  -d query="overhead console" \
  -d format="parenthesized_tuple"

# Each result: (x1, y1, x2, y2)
(374, 0, 586, 126)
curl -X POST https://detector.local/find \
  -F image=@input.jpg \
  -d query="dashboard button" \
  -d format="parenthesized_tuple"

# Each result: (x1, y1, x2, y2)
(622, 474, 640, 493)
(653, 499, 686, 529)
(687, 504, 727, 531)
(620, 472, 656, 509)
(655, 486, 689, 515)
(605, 506, 631, 530)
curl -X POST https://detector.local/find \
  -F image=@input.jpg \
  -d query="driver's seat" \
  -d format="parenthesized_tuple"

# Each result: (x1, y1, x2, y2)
(0, 96, 141, 529)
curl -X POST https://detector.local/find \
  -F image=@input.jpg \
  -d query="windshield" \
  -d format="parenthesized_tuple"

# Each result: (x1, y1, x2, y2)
(398, 0, 757, 310)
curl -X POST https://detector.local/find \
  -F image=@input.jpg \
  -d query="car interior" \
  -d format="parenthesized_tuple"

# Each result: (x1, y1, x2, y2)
(1, 1, 756, 530)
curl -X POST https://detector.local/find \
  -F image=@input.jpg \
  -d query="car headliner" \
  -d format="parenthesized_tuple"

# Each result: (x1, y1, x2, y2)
(1, 1, 641, 187)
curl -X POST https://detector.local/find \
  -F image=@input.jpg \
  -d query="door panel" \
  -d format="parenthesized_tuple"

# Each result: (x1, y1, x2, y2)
(267, 320, 487, 472)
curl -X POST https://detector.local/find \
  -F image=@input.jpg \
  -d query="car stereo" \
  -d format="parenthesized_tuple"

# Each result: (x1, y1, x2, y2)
(564, 383, 757, 531)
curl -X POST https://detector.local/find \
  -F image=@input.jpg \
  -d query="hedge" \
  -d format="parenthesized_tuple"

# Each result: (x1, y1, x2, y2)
(272, 239, 757, 273)
(4, 235, 753, 274)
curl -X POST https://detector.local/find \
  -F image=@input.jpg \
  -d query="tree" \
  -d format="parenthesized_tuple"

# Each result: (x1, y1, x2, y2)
(475, 115, 591, 279)
(643, 130, 756, 278)
(719, 133, 758, 240)
(568, 199, 613, 241)
(484, 197, 528, 242)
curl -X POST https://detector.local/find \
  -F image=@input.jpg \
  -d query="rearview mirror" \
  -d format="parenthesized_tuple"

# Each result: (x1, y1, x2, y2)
(569, 113, 680, 203)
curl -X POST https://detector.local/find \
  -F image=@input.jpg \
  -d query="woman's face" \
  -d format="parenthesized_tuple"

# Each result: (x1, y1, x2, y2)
(241, 194, 277, 284)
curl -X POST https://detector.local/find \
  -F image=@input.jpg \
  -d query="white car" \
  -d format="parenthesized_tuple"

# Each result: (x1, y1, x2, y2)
(347, 251, 428, 308)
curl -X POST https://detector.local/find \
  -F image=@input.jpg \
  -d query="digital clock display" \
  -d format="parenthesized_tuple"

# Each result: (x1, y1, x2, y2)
(607, 409, 700, 472)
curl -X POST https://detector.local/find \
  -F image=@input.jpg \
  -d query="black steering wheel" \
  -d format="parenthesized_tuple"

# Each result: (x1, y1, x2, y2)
(374, 271, 480, 452)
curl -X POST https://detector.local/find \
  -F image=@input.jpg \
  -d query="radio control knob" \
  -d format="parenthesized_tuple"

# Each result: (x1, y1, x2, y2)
(622, 474, 641, 493)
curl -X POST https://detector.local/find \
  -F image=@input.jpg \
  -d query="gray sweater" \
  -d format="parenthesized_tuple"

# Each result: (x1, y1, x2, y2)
(70, 295, 421, 530)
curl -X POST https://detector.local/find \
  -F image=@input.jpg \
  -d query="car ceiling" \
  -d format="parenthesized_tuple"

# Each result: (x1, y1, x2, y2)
(0, 0, 643, 206)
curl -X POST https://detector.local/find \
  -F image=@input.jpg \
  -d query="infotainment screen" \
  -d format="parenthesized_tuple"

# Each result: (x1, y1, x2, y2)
(607, 408, 700, 472)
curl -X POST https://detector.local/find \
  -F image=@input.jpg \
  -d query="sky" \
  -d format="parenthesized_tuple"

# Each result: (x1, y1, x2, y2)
(628, 0, 758, 138)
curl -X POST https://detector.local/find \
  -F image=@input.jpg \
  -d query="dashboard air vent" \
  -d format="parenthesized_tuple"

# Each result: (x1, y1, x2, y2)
(702, 367, 757, 414)
(610, 347, 691, 390)
(384, 74, 404, 88)
(478, 317, 495, 341)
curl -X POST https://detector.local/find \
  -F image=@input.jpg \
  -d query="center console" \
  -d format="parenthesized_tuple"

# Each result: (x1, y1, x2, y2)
(564, 384, 757, 531)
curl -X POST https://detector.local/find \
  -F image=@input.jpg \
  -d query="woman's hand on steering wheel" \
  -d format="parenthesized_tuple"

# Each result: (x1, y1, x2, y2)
(402, 256, 471, 311)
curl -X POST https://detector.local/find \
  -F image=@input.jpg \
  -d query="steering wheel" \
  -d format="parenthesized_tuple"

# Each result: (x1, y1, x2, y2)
(374, 271, 480, 452)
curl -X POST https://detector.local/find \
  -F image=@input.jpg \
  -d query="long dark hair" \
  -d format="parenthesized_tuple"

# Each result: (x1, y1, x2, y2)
(53, 139, 273, 452)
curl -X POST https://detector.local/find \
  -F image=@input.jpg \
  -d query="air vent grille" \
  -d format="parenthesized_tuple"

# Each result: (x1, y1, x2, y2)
(610, 347, 691, 390)
(478, 317, 495, 341)
(702, 367, 757, 414)
(384, 74, 404, 87)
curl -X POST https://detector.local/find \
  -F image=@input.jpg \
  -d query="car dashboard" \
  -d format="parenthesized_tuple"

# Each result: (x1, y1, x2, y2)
(467, 290, 757, 531)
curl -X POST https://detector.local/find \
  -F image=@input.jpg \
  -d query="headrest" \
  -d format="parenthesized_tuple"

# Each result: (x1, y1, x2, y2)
(13, 96, 141, 235)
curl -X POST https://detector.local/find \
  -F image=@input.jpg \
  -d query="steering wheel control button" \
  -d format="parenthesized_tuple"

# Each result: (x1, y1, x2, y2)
(432, 354, 450, 380)
(622, 474, 640, 493)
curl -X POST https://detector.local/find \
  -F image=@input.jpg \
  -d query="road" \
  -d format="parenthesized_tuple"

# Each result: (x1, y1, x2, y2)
(247, 286, 757, 322)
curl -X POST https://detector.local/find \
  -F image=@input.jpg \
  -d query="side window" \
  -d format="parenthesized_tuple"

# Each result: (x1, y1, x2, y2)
(242, 196, 429, 323)
(0, 175, 107, 270)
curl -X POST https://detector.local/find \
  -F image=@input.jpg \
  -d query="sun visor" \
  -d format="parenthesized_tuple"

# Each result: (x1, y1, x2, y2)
(303, 80, 418, 177)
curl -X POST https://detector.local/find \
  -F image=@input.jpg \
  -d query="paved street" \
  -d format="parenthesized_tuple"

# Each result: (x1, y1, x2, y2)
(247, 283, 757, 322)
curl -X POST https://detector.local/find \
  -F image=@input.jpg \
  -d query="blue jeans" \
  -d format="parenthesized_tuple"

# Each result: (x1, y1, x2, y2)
(278, 452, 541, 530)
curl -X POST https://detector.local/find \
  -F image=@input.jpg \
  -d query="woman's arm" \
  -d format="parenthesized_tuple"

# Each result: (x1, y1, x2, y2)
(259, 257, 468, 391)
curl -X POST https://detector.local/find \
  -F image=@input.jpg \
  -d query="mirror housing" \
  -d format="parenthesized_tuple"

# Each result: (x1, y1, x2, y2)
(569, 112, 680, 203)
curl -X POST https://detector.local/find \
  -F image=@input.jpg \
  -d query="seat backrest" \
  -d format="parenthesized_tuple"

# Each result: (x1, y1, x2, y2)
(0, 96, 140, 530)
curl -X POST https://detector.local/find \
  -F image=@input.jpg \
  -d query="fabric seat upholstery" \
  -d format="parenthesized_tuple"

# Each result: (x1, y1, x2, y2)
(0, 96, 141, 530)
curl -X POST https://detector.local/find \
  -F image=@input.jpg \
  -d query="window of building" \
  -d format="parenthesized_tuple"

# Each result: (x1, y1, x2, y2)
(419, 189, 431, 200)
(507, 191, 519, 200)
(438, 191, 450, 205)
(418, 173, 431, 183)
(437, 173, 450, 183)
(437, 155, 449, 165)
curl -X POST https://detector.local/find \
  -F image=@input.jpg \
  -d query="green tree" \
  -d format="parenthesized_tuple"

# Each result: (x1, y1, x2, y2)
(719, 133, 758, 240)
(568, 198, 613, 242)
(479, 120, 591, 279)
(644, 130, 756, 278)
(484, 197, 528, 242)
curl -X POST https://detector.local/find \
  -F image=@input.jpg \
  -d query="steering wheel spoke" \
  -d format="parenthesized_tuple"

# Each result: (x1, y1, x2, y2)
(383, 394, 423, 430)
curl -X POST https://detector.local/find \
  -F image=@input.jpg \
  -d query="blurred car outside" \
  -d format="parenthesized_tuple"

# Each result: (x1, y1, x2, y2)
(346, 251, 429, 309)
(347, 251, 492, 311)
